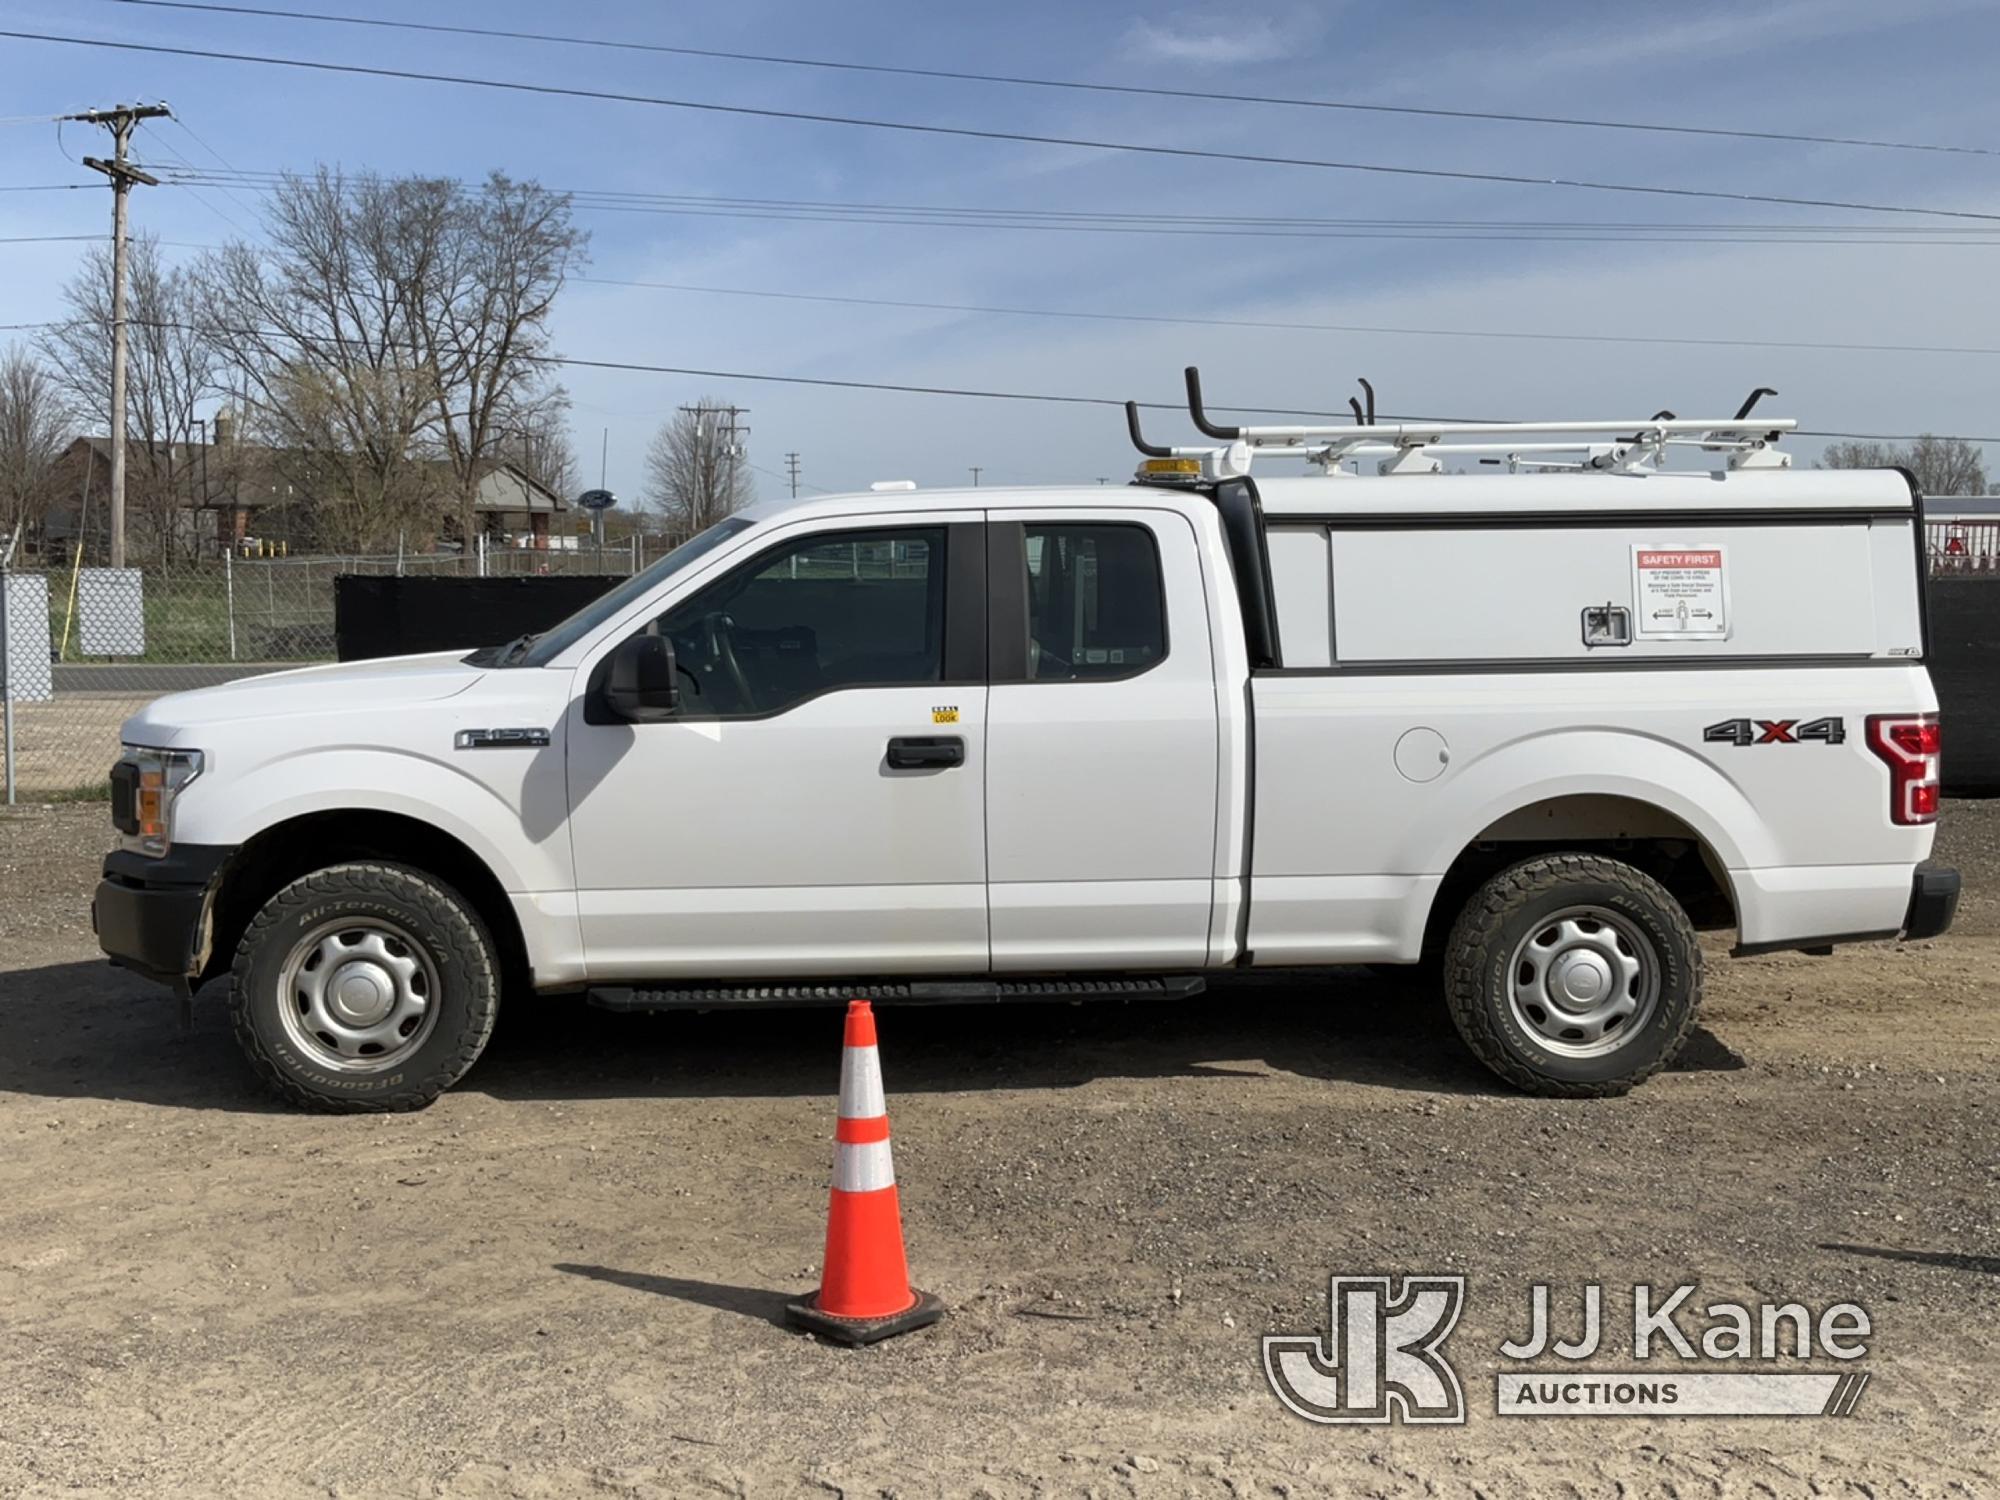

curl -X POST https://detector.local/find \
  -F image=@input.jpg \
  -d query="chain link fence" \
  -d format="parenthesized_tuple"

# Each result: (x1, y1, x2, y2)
(0, 542, 645, 803)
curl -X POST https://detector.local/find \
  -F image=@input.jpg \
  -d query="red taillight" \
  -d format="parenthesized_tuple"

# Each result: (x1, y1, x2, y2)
(1865, 713, 1941, 826)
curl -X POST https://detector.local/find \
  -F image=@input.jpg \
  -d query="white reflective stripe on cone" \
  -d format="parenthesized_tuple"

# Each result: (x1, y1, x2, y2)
(838, 1044, 886, 1119)
(834, 1139, 896, 1194)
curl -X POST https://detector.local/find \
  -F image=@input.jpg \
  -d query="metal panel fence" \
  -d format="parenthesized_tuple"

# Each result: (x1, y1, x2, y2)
(0, 543, 644, 802)
(1928, 519, 2000, 574)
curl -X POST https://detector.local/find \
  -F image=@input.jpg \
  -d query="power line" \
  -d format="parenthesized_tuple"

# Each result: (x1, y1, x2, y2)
(755, 456, 831, 496)
(572, 276, 2000, 359)
(6, 30, 1997, 223)
(164, 116, 267, 226)
(3, 212, 1991, 360)
(141, 134, 261, 237)
(0, 235, 217, 248)
(147, 170, 2000, 246)
(82, 0, 2000, 159)
(14, 313, 2000, 443)
(8, 235, 1994, 358)
(142, 168, 2000, 234)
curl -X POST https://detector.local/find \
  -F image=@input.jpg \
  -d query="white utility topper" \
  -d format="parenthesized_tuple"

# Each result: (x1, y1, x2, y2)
(96, 369, 1957, 1110)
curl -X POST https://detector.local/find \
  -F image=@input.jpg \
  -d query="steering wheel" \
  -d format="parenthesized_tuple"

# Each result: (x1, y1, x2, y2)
(702, 611, 755, 707)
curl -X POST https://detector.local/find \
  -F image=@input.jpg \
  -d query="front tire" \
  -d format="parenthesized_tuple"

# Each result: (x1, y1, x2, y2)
(1443, 853, 1700, 1097)
(230, 862, 500, 1112)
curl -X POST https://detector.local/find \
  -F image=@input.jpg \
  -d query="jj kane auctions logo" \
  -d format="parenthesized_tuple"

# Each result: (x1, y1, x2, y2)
(1264, 1278, 1872, 1424)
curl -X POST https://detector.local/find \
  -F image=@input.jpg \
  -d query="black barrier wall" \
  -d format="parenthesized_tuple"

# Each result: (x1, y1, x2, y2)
(334, 574, 623, 663)
(1927, 579, 2000, 795)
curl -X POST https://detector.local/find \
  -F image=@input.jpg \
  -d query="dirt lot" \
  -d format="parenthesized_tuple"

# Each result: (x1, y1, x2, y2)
(0, 804, 1994, 1498)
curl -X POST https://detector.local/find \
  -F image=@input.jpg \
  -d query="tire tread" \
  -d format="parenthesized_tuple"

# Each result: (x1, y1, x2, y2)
(1442, 852, 1702, 1098)
(228, 862, 499, 1113)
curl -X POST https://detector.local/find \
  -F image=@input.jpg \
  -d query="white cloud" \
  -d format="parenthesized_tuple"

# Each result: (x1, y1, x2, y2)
(1121, 12, 1293, 67)
(1396, 0, 1993, 97)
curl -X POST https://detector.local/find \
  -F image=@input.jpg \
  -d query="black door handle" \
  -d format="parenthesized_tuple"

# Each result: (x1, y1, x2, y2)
(886, 735, 964, 769)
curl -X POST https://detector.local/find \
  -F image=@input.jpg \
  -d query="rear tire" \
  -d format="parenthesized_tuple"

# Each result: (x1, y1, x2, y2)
(229, 862, 500, 1112)
(1443, 853, 1700, 1097)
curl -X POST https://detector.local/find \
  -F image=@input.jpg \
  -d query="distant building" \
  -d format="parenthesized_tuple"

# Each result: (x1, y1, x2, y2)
(37, 412, 569, 560)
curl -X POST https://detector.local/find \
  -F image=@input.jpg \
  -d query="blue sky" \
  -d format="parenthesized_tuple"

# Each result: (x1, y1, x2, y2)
(2, 0, 1998, 505)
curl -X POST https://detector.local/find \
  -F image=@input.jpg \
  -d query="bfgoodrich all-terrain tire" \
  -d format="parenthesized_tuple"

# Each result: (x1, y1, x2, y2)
(230, 862, 500, 1112)
(1443, 853, 1701, 1097)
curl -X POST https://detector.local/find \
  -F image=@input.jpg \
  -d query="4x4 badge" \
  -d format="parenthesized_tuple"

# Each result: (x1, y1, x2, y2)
(1703, 717, 1845, 747)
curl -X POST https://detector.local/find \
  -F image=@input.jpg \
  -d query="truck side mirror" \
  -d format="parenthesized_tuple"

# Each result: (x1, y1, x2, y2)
(605, 633, 680, 722)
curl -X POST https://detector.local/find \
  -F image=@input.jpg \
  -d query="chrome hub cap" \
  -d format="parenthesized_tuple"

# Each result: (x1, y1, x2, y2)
(1506, 906, 1660, 1057)
(278, 918, 441, 1071)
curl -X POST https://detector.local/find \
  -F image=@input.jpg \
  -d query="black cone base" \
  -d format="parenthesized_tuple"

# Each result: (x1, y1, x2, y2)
(784, 1288, 944, 1346)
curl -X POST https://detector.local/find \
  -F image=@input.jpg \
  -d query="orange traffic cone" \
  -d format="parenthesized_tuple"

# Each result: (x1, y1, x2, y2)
(785, 1000, 943, 1345)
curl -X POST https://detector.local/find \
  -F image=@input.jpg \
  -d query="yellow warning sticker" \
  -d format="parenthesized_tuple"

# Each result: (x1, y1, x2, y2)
(932, 706, 960, 724)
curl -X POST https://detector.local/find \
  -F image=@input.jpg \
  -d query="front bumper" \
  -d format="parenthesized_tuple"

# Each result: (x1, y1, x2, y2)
(92, 844, 233, 993)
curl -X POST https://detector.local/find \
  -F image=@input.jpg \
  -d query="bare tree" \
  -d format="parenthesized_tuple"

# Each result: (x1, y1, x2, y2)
(1820, 435, 1989, 497)
(41, 234, 218, 561)
(196, 171, 450, 552)
(493, 384, 579, 506)
(1817, 440, 1900, 472)
(0, 344, 73, 548)
(1902, 435, 1989, 498)
(419, 173, 588, 548)
(197, 168, 586, 556)
(644, 399, 753, 536)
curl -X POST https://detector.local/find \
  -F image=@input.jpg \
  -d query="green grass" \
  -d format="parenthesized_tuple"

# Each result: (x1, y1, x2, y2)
(42, 565, 337, 665)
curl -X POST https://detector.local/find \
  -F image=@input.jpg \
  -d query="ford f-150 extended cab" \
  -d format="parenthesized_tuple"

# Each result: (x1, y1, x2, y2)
(94, 372, 1958, 1110)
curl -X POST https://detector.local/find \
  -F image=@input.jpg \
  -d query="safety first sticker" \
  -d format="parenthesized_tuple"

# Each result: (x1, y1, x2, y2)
(1632, 545, 1728, 640)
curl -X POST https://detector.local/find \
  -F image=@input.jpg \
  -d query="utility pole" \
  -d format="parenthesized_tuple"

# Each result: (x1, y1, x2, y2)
(681, 403, 750, 525)
(969, 466, 982, 487)
(785, 451, 801, 499)
(66, 103, 169, 571)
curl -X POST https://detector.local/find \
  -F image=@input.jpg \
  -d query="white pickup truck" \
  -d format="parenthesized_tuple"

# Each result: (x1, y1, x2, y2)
(94, 373, 1957, 1110)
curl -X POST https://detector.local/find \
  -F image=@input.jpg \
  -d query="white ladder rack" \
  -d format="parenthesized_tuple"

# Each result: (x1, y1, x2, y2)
(1127, 368, 1795, 479)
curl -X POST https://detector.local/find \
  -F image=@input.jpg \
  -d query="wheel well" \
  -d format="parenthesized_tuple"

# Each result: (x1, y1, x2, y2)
(198, 811, 530, 992)
(1422, 795, 1736, 958)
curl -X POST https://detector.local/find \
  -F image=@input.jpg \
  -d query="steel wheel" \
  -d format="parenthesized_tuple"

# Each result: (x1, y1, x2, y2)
(276, 916, 442, 1072)
(1505, 905, 1660, 1057)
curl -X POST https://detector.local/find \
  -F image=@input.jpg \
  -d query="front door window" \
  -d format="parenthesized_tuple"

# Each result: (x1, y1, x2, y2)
(656, 527, 945, 717)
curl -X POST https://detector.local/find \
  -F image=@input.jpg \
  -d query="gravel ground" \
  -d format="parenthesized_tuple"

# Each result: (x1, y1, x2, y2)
(0, 801, 1994, 1498)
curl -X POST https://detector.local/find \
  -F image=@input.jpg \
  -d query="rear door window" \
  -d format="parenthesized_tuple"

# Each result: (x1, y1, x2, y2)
(1021, 523, 1166, 681)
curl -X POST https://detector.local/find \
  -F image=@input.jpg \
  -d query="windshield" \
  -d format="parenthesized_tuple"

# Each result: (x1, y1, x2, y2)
(507, 518, 755, 668)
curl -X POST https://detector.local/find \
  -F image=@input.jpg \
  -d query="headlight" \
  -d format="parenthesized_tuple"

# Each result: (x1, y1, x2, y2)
(116, 745, 205, 857)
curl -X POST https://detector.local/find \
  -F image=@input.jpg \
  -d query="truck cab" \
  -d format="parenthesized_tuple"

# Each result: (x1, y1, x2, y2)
(94, 376, 1958, 1110)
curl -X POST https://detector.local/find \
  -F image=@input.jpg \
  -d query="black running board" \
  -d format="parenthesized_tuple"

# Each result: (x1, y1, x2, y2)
(587, 975, 1207, 1012)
